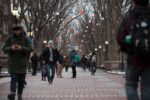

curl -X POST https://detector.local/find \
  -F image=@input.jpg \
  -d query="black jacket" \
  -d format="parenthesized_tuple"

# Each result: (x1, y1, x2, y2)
(42, 47, 59, 64)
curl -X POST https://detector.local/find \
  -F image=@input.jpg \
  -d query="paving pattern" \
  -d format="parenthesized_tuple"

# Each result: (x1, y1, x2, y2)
(0, 68, 127, 100)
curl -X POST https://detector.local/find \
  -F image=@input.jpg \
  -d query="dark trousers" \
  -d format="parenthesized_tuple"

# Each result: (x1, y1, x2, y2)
(32, 67, 37, 75)
(72, 65, 76, 77)
(32, 63, 37, 75)
(10, 73, 26, 95)
(42, 74, 46, 81)
(125, 64, 150, 100)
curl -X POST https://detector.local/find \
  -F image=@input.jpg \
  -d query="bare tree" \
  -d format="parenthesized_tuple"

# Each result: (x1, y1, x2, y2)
(88, 0, 132, 61)
(16, 0, 78, 50)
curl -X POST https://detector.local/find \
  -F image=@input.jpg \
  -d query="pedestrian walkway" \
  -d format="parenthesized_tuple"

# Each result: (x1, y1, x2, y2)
(0, 68, 127, 100)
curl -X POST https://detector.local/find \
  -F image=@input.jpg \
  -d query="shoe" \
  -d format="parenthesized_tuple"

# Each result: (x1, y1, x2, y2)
(7, 94, 15, 100)
(71, 76, 76, 78)
(18, 94, 22, 100)
(48, 80, 52, 85)
(23, 81, 27, 88)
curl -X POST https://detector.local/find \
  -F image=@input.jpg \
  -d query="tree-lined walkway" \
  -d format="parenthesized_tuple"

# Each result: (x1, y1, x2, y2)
(0, 68, 127, 100)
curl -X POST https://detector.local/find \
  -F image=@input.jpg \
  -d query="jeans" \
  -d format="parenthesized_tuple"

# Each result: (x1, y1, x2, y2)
(46, 63, 55, 82)
(10, 73, 26, 95)
(125, 64, 150, 100)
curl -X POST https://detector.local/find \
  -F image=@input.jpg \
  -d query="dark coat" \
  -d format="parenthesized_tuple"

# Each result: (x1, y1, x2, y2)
(2, 33, 33, 73)
(30, 54, 38, 67)
(117, 5, 150, 66)
(42, 47, 59, 64)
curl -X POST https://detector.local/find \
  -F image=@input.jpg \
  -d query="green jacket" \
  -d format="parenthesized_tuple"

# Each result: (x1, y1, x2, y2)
(74, 53, 80, 63)
(2, 33, 33, 74)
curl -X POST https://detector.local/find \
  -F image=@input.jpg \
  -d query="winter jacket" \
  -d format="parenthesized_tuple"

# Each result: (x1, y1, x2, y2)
(70, 51, 79, 66)
(30, 55, 38, 66)
(2, 33, 33, 73)
(117, 5, 150, 66)
(41, 47, 59, 64)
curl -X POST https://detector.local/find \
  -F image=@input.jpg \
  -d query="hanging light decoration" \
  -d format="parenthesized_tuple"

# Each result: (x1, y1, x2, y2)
(80, 10, 85, 15)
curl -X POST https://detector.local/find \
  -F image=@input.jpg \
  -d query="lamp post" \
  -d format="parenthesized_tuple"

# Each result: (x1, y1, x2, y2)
(43, 40, 47, 49)
(29, 22, 32, 36)
(28, 22, 33, 48)
(99, 45, 102, 67)
(121, 52, 124, 72)
(12, 8, 19, 25)
(105, 41, 109, 61)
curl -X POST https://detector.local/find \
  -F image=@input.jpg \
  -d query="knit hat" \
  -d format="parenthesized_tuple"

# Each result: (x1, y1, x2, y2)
(133, 0, 149, 6)
(48, 40, 53, 44)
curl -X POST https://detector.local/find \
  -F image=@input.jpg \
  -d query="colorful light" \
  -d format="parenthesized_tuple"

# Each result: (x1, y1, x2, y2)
(80, 10, 85, 15)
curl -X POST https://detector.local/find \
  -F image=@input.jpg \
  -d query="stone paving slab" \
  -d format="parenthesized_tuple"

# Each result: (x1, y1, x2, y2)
(0, 68, 127, 100)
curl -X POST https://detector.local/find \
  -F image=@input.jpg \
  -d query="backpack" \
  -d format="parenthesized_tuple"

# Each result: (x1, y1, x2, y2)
(127, 8, 150, 57)
(74, 54, 80, 62)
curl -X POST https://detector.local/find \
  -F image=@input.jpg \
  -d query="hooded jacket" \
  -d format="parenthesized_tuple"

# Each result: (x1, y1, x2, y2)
(2, 33, 33, 73)
(117, 1, 150, 66)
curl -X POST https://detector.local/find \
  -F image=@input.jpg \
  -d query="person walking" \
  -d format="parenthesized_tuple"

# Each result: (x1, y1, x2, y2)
(56, 50, 64, 78)
(2, 24, 33, 100)
(64, 55, 70, 72)
(41, 40, 59, 84)
(41, 61, 47, 81)
(91, 52, 96, 76)
(30, 52, 38, 76)
(117, 0, 150, 100)
(80, 55, 87, 71)
(70, 50, 80, 78)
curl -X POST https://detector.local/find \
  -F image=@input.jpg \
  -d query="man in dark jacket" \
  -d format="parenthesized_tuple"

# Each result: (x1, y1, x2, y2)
(30, 52, 38, 76)
(2, 24, 33, 100)
(117, 0, 150, 100)
(41, 40, 59, 84)
(70, 49, 80, 78)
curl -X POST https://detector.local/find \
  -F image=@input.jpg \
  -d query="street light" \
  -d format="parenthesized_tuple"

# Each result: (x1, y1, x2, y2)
(56, 12, 60, 15)
(105, 41, 109, 61)
(43, 40, 47, 49)
(43, 40, 47, 44)
(98, 45, 102, 67)
(99, 45, 102, 49)
(105, 41, 108, 45)
(89, 20, 91, 23)
(95, 48, 98, 51)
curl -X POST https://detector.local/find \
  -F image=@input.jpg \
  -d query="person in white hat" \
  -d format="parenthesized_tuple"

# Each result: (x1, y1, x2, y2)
(41, 40, 59, 84)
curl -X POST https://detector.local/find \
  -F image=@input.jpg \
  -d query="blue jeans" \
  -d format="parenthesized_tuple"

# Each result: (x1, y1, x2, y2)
(10, 74, 26, 95)
(125, 64, 150, 100)
(46, 63, 55, 82)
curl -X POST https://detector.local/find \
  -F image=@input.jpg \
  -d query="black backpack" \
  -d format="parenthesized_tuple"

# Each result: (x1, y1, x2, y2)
(128, 8, 150, 57)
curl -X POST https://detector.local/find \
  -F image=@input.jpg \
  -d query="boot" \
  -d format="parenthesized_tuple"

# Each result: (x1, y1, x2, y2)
(7, 94, 15, 100)
(18, 94, 22, 100)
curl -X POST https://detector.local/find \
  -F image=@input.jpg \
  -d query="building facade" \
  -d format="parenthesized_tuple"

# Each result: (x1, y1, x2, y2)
(0, 0, 12, 55)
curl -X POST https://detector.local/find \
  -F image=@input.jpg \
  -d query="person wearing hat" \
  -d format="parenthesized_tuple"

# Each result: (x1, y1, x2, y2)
(117, 0, 150, 100)
(2, 24, 33, 100)
(41, 40, 59, 84)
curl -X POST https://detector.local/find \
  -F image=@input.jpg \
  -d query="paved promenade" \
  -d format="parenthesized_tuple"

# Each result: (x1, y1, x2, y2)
(0, 68, 127, 100)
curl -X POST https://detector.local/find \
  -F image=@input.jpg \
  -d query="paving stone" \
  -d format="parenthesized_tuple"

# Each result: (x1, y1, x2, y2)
(0, 68, 127, 100)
